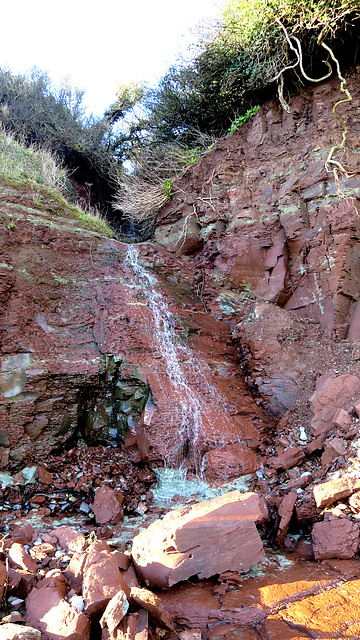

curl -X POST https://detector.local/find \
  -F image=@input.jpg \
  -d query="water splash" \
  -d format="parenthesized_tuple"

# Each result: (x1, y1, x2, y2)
(125, 245, 229, 473)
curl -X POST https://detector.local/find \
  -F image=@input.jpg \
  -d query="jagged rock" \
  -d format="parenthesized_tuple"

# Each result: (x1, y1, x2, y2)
(100, 590, 129, 634)
(111, 550, 131, 571)
(53, 525, 86, 552)
(269, 446, 305, 471)
(0, 560, 6, 599)
(8, 543, 38, 574)
(310, 373, 360, 435)
(321, 437, 347, 468)
(333, 408, 352, 431)
(81, 540, 123, 618)
(106, 612, 144, 640)
(275, 490, 297, 545)
(130, 586, 174, 630)
(36, 465, 53, 485)
(132, 491, 264, 588)
(92, 486, 124, 525)
(0, 624, 41, 640)
(26, 577, 90, 640)
(313, 476, 360, 509)
(312, 519, 360, 560)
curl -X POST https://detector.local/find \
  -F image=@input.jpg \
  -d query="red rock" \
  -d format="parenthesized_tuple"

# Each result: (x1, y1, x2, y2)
(313, 476, 360, 509)
(8, 543, 38, 574)
(203, 443, 259, 484)
(92, 485, 124, 525)
(0, 561, 6, 599)
(82, 540, 123, 618)
(53, 525, 86, 553)
(275, 490, 297, 545)
(111, 550, 131, 571)
(130, 586, 174, 630)
(111, 613, 141, 640)
(64, 552, 88, 591)
(26, 581, 90, 640)
(9, 524, 35, 544)
(11, 570, 36, 598)
(349, 491, 360, 513)
(100, 590, 129, 633)
(312, 519, 359, 560)
(286, 473, 312, 490)
(311, 373, 360, 414)
(310, 374, 360, 434)
(333, 408, 352, 431)
(0, 624, 41, 639)
(321, 437, 347, 468)
(29, 542, 56, 563)
(294, 539, 315, 560)
(132, 491, 264, 588)
(269, 446, 305, 470)
(353, 399, 360, 418)
(305, 433, 326, 456)
(7, 567, 22, 592)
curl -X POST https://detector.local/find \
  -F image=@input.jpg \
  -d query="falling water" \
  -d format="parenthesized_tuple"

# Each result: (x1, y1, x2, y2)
(125, 245, 227, 473)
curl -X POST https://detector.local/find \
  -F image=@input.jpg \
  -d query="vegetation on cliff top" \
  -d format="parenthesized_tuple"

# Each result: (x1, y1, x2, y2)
(0, 128, 114, 237)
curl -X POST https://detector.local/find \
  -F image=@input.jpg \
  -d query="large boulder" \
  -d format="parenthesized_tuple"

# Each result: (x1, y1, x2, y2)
(132, 491, 263, 588)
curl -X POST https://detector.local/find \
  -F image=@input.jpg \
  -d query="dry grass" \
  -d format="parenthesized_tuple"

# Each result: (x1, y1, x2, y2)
(0, 127, 69, 193)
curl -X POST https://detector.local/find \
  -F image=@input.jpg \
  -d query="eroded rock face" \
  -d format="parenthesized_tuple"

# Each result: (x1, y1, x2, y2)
(132, 491, 264, 588)
(156, 70, 360, 341)
(0, 179, 272, 474)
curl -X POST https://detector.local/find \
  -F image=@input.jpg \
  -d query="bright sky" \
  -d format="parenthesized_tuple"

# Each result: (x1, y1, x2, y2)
(0, 0, 224, 117)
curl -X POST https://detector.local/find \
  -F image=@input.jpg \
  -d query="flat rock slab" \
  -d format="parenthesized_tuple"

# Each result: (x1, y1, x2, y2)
(132, 491, 263, 588)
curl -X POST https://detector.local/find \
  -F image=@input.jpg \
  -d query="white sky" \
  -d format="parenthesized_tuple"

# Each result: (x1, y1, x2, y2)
(0, 0, 224, 116)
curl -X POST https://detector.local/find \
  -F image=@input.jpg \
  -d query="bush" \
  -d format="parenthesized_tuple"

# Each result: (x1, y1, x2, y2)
(0, 68, 118, 212)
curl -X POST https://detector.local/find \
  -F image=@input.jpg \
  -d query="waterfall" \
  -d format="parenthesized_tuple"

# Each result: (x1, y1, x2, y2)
(125, 245, 227, 474)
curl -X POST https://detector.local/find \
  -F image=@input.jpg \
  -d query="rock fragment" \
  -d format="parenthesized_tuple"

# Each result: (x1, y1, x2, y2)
(26, 578, 90, 640)
(333, 408, 352, 431)
(92, 485, 124, 525)
(100, 590, 129, 634)
(130, 586, 174, 630)
(270, 446, 305, 470)
(204, 443, 259, 484)
(275, 490, 297, 545)
(53, 525, 86, 553)
(312, 519, 359, 560)
(8, 543, 38, 574)
(82, 540, 123, 618)
(0, 624, 41, 640)
(132, 491, 264, 588)
(313, 476, 360, 509)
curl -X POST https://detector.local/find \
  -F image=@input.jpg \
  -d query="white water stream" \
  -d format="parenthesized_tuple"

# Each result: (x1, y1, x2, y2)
(125, 245, 228, 473)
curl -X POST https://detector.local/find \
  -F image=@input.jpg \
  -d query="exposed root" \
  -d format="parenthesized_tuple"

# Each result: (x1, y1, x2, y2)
(275, 21, 355, 188)
(172, 205, 202, 254)
(321, 41, 353, 175)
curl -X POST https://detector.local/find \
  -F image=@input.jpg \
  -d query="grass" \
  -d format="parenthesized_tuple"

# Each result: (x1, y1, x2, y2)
(0, 128, 114, 238)
(0, 127, 69, 192)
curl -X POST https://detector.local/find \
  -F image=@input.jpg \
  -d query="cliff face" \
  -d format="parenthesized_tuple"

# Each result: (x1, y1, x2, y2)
(156, 69, 360, 342)
(0, 180, 272, 478)
(3, 71, 360, 640)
